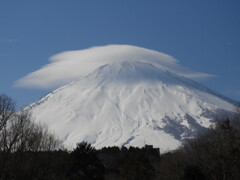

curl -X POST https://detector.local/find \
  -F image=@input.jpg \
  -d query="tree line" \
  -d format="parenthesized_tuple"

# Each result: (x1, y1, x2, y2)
(0, 93, 240, 179)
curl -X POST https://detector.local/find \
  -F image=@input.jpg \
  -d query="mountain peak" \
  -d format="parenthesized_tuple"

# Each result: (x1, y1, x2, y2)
(86, 61, 173, 84)
(27, 60, 236, 152)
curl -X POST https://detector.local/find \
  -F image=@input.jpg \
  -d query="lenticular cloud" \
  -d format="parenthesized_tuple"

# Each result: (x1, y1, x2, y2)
(15, 44, 212, 89)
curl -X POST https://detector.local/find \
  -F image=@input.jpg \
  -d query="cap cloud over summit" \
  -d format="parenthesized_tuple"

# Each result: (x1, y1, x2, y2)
(15, 45, 213, 89)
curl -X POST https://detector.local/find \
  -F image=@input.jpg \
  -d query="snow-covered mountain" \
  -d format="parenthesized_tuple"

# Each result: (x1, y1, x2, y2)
(27, 48, 236, 152)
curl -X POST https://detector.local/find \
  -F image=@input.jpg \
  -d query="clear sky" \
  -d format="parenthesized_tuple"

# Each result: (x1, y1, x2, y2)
(1, 0, 240, 108)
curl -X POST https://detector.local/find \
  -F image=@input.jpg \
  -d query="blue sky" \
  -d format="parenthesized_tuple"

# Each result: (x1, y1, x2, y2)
(1, 0, 240, 108)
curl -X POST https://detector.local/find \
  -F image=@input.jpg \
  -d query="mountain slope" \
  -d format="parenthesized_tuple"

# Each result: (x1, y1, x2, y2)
(27, 61, 236, 152)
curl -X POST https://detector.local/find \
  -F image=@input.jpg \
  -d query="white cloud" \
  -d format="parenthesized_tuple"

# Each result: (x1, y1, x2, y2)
(15, 44, 213, 89)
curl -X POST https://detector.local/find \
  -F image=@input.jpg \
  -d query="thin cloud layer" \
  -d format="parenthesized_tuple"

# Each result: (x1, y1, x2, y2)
(15, 44, 213, 89)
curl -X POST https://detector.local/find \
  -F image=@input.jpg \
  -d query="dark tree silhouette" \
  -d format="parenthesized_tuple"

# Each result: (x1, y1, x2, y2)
(68, 141, 105, 180)
(0, 93, 61, 179)
(119, 152, 155, 180)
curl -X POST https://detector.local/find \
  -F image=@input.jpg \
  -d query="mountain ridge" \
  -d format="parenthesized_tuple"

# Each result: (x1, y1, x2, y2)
(26, 61, 236, 152)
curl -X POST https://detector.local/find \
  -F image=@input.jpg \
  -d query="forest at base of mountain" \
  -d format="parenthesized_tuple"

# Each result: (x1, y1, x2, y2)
(1, 117, 240, 180)
(1, 94, 240, 180)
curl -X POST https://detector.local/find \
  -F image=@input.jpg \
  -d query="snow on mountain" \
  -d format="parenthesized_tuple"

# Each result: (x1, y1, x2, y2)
(27, 58, 236, 152)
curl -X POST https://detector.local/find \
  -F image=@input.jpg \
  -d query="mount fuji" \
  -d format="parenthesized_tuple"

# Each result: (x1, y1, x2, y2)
(26, 45, 236, 152)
